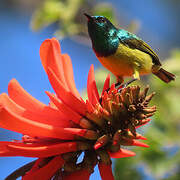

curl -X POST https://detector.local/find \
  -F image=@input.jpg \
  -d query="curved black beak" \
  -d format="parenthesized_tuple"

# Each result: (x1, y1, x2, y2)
(84, 13, 93, 21)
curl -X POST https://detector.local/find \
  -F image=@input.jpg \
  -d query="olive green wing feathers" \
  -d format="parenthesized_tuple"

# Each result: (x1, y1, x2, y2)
(122, 38, 162, 66)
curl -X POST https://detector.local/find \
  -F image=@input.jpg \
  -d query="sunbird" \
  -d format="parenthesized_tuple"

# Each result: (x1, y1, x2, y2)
(84, 13, 175, 83)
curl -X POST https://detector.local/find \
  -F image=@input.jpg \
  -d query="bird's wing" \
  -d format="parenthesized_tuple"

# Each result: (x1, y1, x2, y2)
(121, 38, 162, 66)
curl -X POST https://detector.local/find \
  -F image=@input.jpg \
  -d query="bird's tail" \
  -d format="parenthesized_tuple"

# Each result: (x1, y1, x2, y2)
(153, 68, 175, 83)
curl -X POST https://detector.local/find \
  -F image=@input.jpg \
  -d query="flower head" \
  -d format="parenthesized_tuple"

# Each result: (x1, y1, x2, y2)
(0, 38, 156, 180)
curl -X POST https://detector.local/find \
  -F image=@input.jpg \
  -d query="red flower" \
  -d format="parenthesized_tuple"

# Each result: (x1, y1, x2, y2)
(0, 38, 156, 180)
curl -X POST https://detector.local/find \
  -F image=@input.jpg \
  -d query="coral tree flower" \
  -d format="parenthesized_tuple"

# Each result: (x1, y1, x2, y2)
(0, 38, 156, 180)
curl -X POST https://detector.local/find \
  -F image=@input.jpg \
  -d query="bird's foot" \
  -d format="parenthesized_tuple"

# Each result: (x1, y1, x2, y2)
(103, 78, 137, 94)
(99, 78, 137, 104)
(117, 78, 138, 92)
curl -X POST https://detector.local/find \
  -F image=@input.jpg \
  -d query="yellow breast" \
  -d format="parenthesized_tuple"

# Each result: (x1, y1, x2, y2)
(97, 43, 153, 77)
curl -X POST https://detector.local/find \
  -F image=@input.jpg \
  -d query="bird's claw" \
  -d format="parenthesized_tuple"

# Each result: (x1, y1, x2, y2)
(99, 78, 137, 104)
(117, 78, 138, 92)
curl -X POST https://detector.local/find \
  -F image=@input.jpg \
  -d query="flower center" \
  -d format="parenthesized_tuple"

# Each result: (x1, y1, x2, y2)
(86, 85, 156, 152)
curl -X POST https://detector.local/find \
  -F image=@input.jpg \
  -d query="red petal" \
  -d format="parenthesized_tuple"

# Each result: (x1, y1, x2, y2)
(49, 97, 58, 109)
(0, 93, 70, 127)
(22, 156, 64, 180)
(47, 67, 86, 116)
(25, 158, 43, 174)
(0, 142, 15, 156)
(94, 142, 103, 150)
(8, 79, 47, 111)
(101, 74, 110, 96)
(63, 169, 91, 180)
(5, 142, 78, 157)
(46, 91, 82, 125)
(130, 140, 149, 147)
(87, 65, 100, 106)
(136, 133, 147, 140)
(109, 148, 136, 158)
(39, 38, 68, 90)
(0, 106, 76, 140)
(86, 100, 94, 113)
(98, 163, 114, 180)
(109, 83, 116, 94)
(64, 128, 98, 140)
(8, 79, 64, 115)
(136, 118, 151, 129)
(61, 54, 81, 99)
(0, 101, 97, 140)
(92, 89, 99, 106)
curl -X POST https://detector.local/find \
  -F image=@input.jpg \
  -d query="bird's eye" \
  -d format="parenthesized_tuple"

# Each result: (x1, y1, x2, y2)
(97, 17, 106, 23)
(100, 18, 106, 23)
(101, 19, 105, 23)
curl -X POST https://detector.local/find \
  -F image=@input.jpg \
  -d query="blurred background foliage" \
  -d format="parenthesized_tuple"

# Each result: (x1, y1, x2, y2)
(1, 0, 180, 179)
(31, 0, 118, 39)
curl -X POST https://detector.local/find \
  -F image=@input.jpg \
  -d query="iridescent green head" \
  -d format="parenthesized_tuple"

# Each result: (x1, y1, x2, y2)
(84, 13, 119, 57)
(84, 13, 116, 33)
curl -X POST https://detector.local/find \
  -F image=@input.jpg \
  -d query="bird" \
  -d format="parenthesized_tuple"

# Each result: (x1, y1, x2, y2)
(84, 13, 175, 84)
